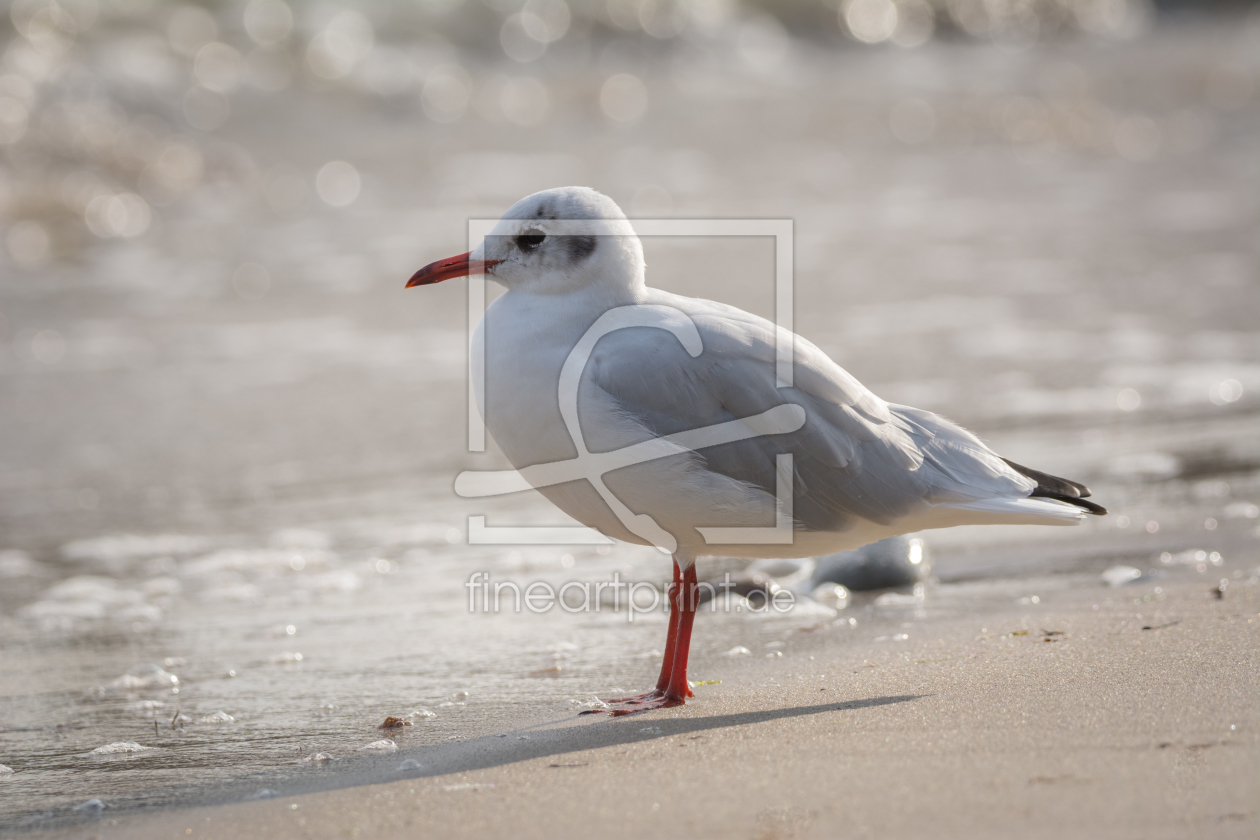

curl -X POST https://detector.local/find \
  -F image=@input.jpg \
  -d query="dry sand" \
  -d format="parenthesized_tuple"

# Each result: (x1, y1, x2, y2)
(26, 578, 1258, 840)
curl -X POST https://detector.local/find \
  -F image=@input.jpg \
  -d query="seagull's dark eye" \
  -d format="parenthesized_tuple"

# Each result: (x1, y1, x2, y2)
(516, 230, 546, 251)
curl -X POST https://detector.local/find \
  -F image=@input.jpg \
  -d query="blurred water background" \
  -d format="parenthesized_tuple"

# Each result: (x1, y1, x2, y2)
(0, 0, 1258, 829)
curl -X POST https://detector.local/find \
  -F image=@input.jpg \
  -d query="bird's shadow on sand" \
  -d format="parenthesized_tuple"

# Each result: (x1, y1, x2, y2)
(426, 694, 927, 776)
(288, 695, 927, 795)
(5, 696, 923, 835)
(283, 694, 928, 797)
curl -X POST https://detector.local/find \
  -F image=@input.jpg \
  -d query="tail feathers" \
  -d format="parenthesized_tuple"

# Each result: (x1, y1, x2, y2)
(941, 496, 1086, 526)
(1002, 458, 1107, 516)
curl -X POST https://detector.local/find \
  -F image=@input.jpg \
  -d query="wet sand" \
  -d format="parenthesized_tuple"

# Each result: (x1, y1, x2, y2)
(25, 577, 1259, 840)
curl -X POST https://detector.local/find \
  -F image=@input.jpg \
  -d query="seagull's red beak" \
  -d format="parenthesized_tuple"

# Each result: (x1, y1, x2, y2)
(405, 252, 500, 288)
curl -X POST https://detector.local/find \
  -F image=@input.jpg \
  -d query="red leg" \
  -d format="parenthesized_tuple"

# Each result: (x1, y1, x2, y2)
(601, 561, 680, 704)
(656, 561, 683, 691)
(662, 564, 698, 701)
(592, 559, 698, 716)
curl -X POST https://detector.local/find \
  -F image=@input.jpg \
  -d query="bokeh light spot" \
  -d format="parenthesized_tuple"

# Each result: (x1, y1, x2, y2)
(501, 13, 548, 63)
(316, 161, 361, 207)
(85, 193, 151, 238)
(843, 0, 898, 45)
(1209, 379, 1243, 405)
(891, 0, 934, 47)
(243, 0, 293, 48)
(194, 42, 243, 93)
(600, 73, 647, 123)
(307, 11, 374, 80)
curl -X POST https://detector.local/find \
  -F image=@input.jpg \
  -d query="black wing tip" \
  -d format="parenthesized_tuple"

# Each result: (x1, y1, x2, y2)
(1030, 487, 1108, 516)
(1002, 458, 1092, 498)
(1003, 458, 1106, 514)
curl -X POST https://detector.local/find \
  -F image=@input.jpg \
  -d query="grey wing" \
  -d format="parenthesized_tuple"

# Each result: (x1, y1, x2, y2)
(581, 299, 1032, 532)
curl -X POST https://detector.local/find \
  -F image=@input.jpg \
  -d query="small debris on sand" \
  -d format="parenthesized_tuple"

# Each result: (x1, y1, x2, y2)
(378, 716, 411, 729)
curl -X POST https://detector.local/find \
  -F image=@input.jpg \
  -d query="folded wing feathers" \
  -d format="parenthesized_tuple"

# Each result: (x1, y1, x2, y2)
(592, 302, 1060, 525)
(890, 405, 1033, 502)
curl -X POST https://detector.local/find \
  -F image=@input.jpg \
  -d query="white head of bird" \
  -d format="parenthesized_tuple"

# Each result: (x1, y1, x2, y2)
(408, 187, 644, 298)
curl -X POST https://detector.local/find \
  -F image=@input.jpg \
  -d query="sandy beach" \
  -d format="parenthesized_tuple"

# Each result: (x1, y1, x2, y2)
(21, 576, 1258, 840)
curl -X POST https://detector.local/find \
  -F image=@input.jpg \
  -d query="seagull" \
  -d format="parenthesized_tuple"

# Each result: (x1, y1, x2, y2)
(407, 187, 1105, 715)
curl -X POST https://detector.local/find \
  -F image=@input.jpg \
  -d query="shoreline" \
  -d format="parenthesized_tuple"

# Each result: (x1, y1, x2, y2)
(19, 575, 1258, 840)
